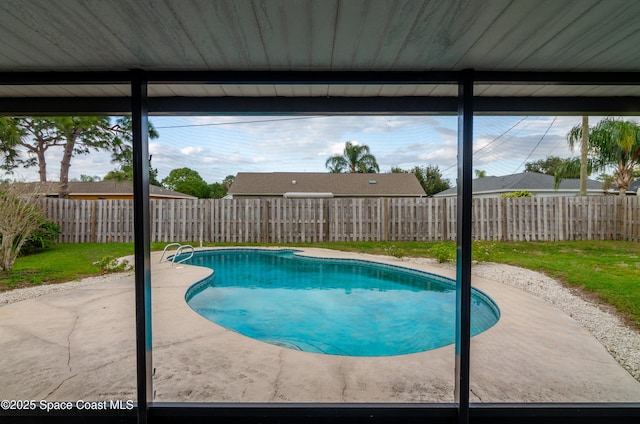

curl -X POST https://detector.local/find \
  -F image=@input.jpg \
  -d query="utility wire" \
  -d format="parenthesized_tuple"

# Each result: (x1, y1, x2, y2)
(474, 116, 529, 154)
(442, 116, 529, 173)
(154, 116, 328, 129)
(512, 116, 557, 174)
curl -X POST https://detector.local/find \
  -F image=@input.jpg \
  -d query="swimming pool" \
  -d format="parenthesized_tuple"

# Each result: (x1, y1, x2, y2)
(185, 249, 500, 356)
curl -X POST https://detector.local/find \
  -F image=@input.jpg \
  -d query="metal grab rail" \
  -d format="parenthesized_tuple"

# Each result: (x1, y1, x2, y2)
(173, 244, 194, 265)
(159, 243, 182, 263)
(159, 243, 195, 265)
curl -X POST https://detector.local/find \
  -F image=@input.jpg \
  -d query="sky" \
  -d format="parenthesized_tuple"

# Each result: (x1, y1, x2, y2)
(2, 114, 614, 186)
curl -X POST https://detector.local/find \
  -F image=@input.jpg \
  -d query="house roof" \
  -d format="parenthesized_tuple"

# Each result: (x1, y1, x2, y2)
(228, 173, 426, 197)
(434, 172, 604, 197)
(2, 1, 640, 103)
(17, 181, 197, 199)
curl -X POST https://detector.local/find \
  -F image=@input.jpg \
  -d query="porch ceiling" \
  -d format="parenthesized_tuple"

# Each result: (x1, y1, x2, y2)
(1, 0, 639, 100)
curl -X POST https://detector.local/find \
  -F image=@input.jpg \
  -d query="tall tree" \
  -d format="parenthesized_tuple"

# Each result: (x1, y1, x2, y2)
(75, 174, 101, 182)
(207, 174, 236, 198)
(162, 167, 211, 198)
(0, 117, 64, 182)
(325, 141, 379, 173)
(53, 117, 117, 198)
(391, 165, 451, 197)
(103, 117, 160, 185)
(558, 118, 640, 195)
(222, 174, 235, 189)
(0, 116, 158, 197)
(525, 156, 579, 177)
(103, 152, 161, 186)
(579, 116, 589, 196)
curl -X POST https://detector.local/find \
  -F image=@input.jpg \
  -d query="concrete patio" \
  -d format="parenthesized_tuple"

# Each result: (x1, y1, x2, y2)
(1, 248, 638, 404)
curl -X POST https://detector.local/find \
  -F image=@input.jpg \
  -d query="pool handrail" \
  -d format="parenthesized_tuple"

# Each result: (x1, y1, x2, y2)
(159, 243, 182, 263)
(173, 244, 194, 265)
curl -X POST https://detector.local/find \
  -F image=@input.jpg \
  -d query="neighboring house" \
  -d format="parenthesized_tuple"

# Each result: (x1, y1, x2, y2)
(21, 181, 197, 200)
(227, 172, 426, 198)
(433, 172, 606, 198)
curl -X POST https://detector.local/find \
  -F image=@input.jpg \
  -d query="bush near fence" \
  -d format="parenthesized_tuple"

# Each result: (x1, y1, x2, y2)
(40, 196, 640, 244)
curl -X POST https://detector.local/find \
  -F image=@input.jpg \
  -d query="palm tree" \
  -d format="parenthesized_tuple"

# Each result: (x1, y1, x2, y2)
(325, 141, 380, 173)
(556, 118, 640, 195)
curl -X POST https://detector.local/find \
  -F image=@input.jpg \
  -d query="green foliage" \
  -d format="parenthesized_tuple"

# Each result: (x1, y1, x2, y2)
(92, 255, 132, 273)
(208, 175, 235, 199)
(392, 165, 451, 196)
(472, 240, 497, 262)
(563, 117, 640, 195)
(501, 190, 532, 198)
(596, 173, 616, 191)
(0, 116, 161, 196)
(430, 242, 456, 263)
(104, 117, 161, 185)
(18, 219, 60, 256)
(325, 141, 379, 173)
(162, 167, 212, 198)
(77, 174, 101, 182)
(223, 174, 235, 188)
(209, 182, 228, 199)
(0, 184, 46, 271)
(0, 243, 139, 290)
(422, 240, 497, 263)
(525, 156, 580, 177)
(383, 244, 405, 259)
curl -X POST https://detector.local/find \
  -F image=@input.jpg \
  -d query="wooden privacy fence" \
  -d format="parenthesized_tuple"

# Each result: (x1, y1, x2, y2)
(41, 196, 640, 243)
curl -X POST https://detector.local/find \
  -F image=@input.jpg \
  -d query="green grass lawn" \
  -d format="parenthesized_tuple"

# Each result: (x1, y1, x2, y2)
(1, 240, 638, 327)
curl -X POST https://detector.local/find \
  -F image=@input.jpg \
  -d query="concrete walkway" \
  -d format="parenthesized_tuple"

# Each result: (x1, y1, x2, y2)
(1, 247, 639, 403)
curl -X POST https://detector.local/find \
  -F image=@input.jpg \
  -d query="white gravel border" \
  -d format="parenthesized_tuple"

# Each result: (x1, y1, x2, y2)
(1, 258, 638, 382)
(408, 257, 640, 381)
(0, 272, 134, 307)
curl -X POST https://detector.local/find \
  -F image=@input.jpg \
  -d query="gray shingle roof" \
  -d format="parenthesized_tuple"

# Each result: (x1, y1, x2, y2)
(434, 172, 605, 197)
(228, 172, 426, 197)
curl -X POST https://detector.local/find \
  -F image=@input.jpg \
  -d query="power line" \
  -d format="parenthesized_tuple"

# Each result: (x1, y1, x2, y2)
(474, 116, 529, 154)
(153, 116, 328, 129)
(512, 116, 557, 174)
(442, 116, 529, 173)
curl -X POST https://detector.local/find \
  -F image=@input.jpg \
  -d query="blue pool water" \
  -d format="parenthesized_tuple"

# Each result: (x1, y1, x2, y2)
(185, 249, 500, 356)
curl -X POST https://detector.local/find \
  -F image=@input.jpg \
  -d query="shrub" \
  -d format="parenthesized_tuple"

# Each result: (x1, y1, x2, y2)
(428, 240, 497, 263)
(384, 244, 406, 259)
(0, 184, 47, 271)
(93, 256, 132, 273)
(18, 219, 60, 256)
(430, 243, 456, 263)
(501, 190, 532, 198)
(472, 239, 497, 263)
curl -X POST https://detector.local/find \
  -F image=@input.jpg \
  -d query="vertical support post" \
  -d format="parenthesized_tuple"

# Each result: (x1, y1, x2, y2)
(455, 69, 474, 424)
(131, 70, 152, 424)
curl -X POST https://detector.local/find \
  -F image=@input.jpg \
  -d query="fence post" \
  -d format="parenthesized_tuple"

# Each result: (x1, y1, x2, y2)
(441, 198, 448, 241)
(261, 199, 269, 243)
(90, 200, 97, 243)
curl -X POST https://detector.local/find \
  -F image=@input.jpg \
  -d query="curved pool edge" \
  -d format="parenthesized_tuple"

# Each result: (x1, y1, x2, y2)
(182, 247, 501, 355)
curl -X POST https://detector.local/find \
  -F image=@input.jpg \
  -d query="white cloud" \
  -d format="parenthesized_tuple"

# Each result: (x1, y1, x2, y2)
(3, 115, 614, 185)
(179, 146, 205, 155)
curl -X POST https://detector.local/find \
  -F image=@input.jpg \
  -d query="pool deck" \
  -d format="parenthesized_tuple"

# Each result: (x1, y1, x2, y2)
(1, 247, 639, 403)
